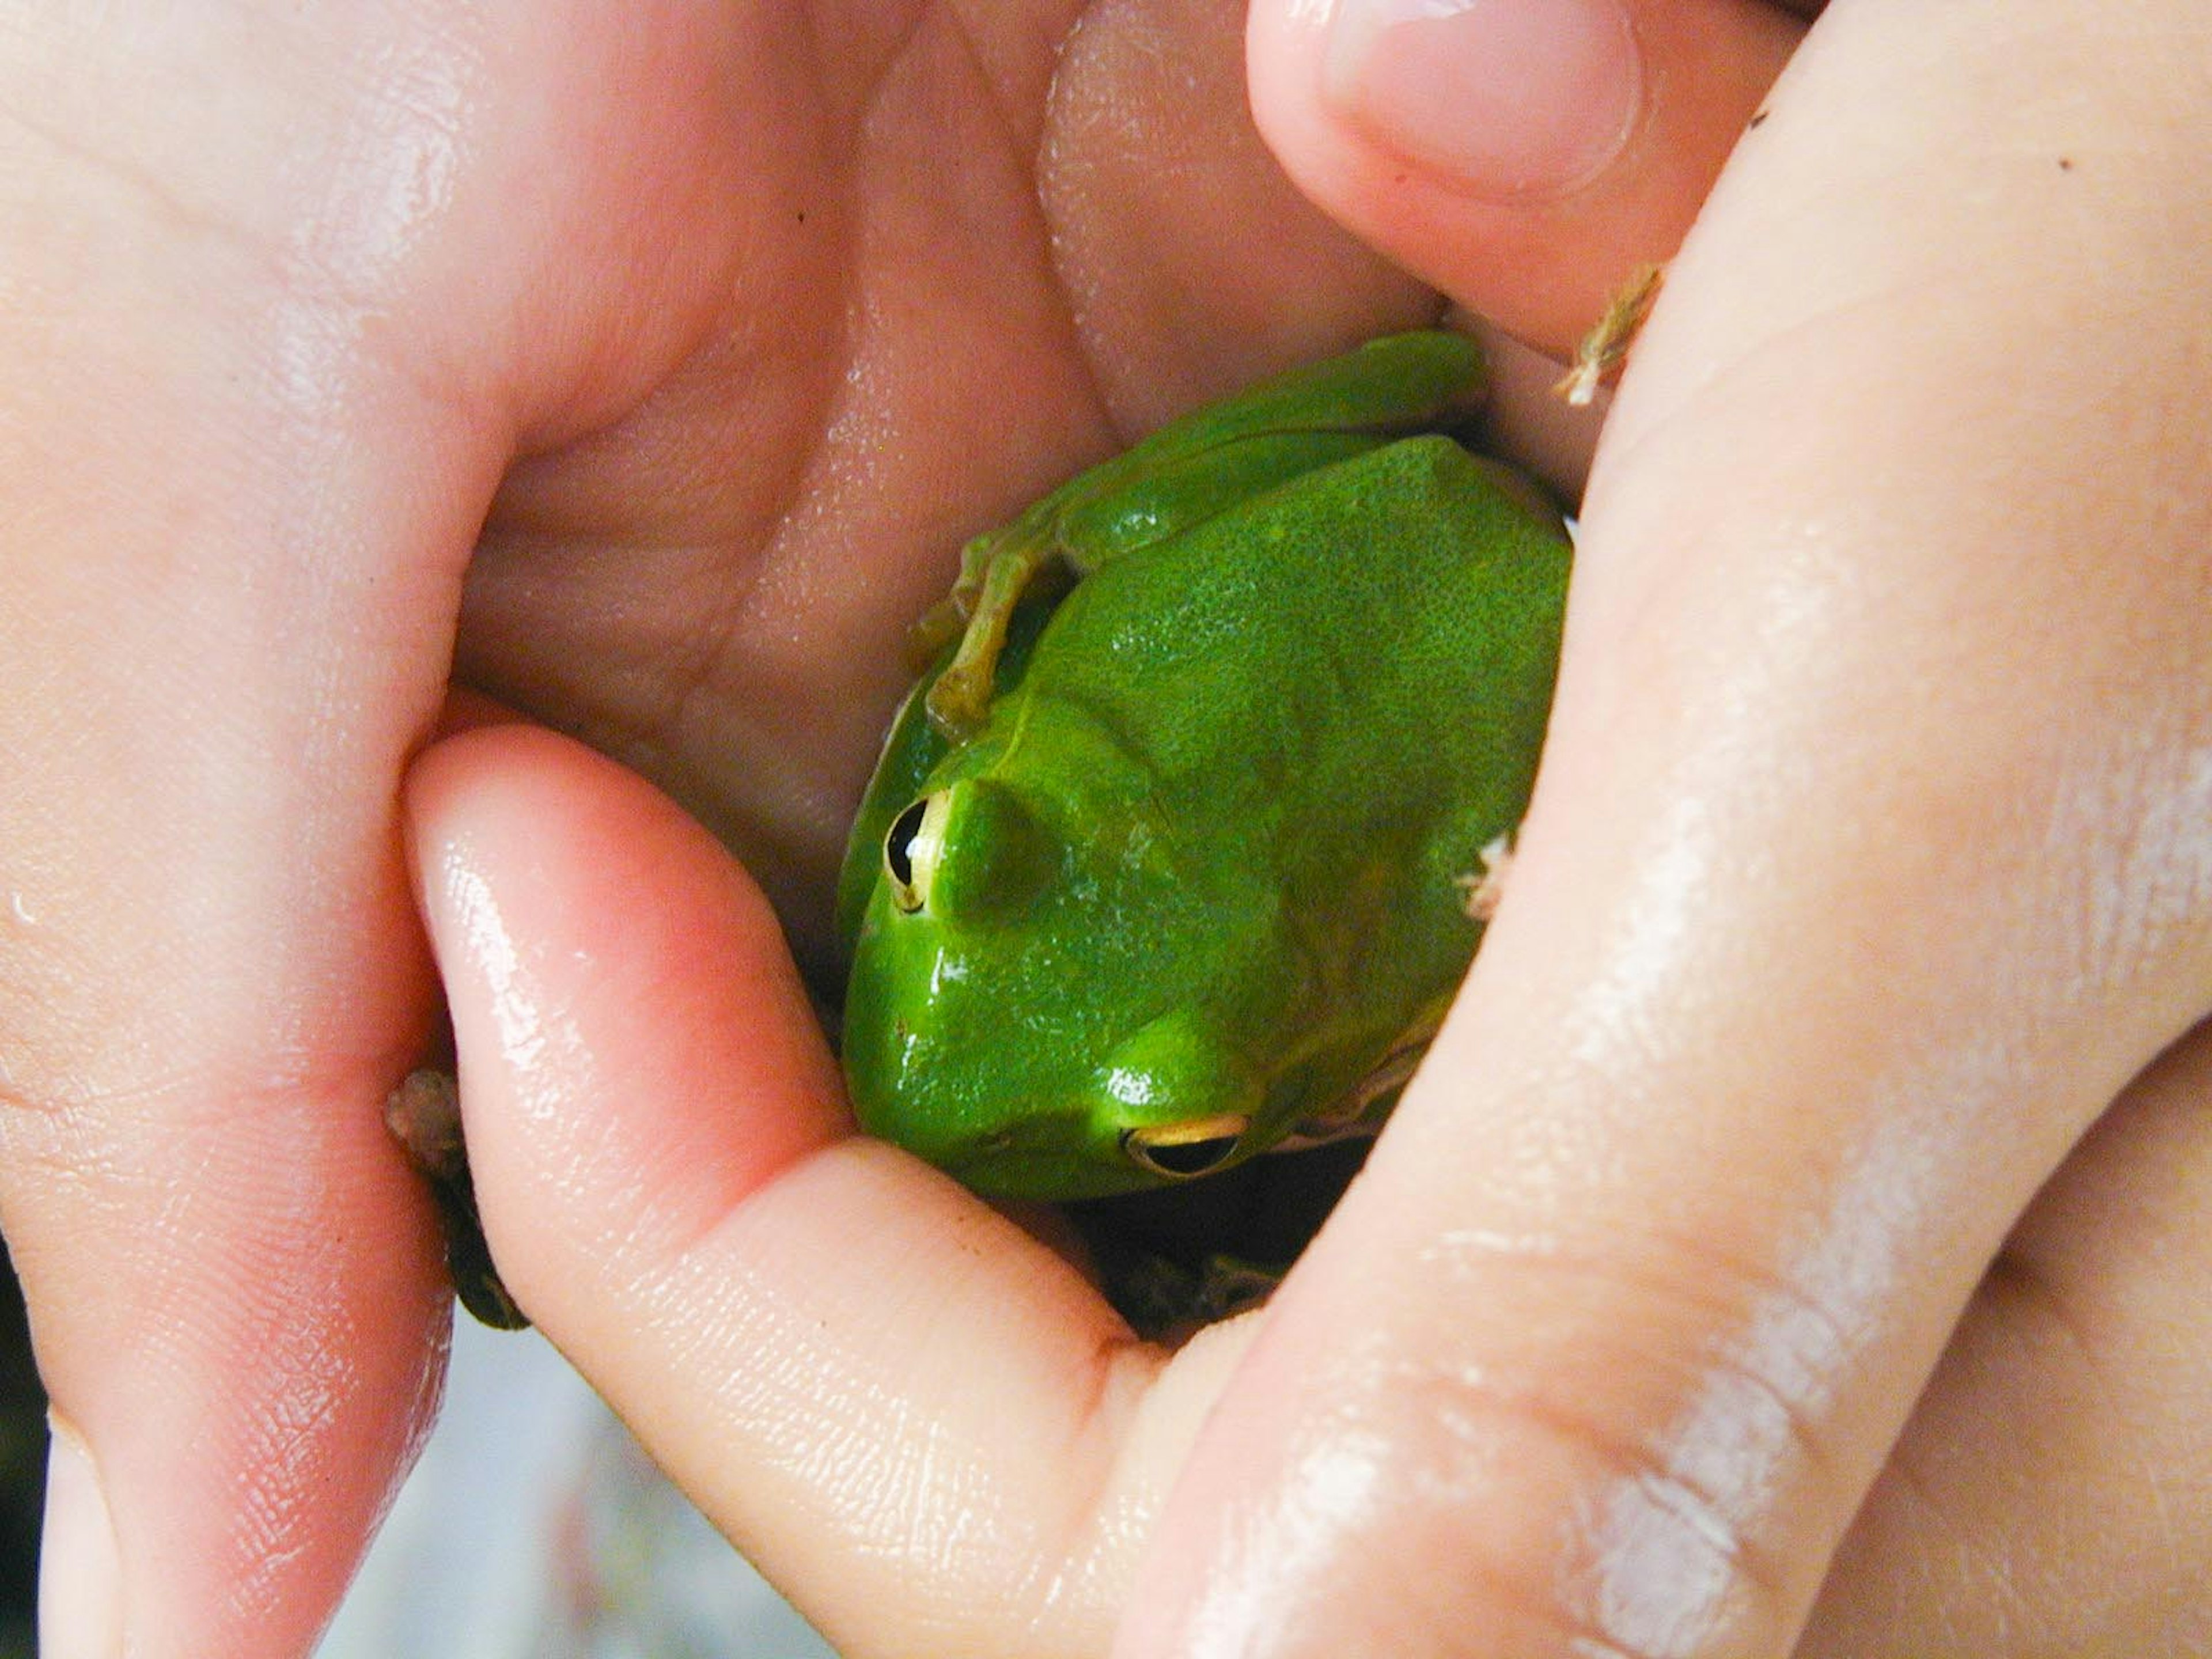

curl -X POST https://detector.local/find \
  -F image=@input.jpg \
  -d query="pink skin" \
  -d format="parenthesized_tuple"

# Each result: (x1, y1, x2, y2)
(409, 710, 2212, 1658)
(1119, 3, 2212, 1655)
(5, 9, 767, 1655)
(2, 4, 1430, 1652)
(1247, 0, 1801, 347)
(10, 1, 2212, 1656)
(422, 5, 2212, 1656)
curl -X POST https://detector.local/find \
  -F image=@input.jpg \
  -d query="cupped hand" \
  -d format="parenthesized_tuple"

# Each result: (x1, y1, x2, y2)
(406, 2, 2212, 1657)
(0, 4, 1467, 1654)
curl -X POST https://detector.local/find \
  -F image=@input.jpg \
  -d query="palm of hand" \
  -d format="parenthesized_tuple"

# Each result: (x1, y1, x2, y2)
(22, 2, 2206, 1654)
(0, 5, 1438, 1652)
(446, 0, 1436, 978)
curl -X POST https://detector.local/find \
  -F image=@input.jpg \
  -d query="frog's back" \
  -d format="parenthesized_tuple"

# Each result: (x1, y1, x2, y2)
(1001, 434, 1569, 1094)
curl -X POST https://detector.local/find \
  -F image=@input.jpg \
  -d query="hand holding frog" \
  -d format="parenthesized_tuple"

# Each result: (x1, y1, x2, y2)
(412, 1, 2212, 1656)
(1148, 6, 2212, 1655)
(16, 0, 2207, 1654)
(0, 4, 1472, 1653)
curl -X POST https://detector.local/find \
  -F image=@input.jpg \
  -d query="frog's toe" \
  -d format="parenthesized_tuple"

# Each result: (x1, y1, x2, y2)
(1457, 832, 1516, 922)
(923, 664, 992, 736)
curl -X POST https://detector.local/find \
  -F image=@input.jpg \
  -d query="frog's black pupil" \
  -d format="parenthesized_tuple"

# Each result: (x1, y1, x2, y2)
(885, 797, 929, 891)
(1125, 1132, 1242, 1179)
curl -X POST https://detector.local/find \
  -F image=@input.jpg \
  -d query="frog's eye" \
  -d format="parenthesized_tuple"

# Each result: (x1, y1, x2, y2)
(1120, 1114, 1249, 1180)
(884, 791, 952, 913)
(884, 781, 1058, 921)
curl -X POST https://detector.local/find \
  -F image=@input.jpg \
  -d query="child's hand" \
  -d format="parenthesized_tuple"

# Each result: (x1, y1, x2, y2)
(414, 3, 2212, 1656)
(0, 5, 1450, 1652)
(1149, 2, 2212, 1652)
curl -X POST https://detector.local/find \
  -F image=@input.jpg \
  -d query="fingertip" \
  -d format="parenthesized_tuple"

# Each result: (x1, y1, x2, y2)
(402, 727, 1203, 1653)
(1317, 0, 1646, 204)
(406, 721, 810, 1038)
(16, 1122, 454, 1659)
(1248, 0, 1801, 351)
(403, 724, 846, 1323)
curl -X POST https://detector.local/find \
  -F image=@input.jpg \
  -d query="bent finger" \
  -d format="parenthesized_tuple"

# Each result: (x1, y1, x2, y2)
(1247, 0, 1803, 354)
(407, 725, 1255, 1659)
(1124, 3, 2212, 1654)
(1802, 1018, 2212, 1655)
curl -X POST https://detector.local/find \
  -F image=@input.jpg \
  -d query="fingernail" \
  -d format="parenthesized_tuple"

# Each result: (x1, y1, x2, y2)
(1324, 0, 1643, 200)
(39, 1415, 123, 1659)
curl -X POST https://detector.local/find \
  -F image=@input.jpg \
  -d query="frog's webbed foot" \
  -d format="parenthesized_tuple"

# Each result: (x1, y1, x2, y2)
(903, 514, 999, 671)
(1187, 1255, 1282, 1326)
(1103, 1251, 1283, 1343)
(906, 591, 969, 672)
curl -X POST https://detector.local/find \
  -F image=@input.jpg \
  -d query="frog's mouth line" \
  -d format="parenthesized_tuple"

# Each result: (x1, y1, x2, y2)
(933, 1131, 1144, 1201)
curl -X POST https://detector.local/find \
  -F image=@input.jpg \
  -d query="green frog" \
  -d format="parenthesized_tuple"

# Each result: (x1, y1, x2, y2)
(838, 331, 1570, 1203)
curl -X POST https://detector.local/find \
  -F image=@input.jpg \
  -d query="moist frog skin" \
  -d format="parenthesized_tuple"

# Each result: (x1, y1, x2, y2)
(837, 332, 1571, 1201)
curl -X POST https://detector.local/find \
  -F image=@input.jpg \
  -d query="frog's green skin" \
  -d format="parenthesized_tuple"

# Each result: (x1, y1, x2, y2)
(838, 332, 1571, 1201)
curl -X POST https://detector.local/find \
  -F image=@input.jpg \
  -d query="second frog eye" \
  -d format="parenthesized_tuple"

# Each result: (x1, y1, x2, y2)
(884, 791, 952, 914)
(1120, 1115, 1250, 1180)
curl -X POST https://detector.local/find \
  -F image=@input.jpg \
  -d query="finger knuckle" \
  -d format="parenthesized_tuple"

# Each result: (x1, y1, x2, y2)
(1337, 1229, 1854, 1655)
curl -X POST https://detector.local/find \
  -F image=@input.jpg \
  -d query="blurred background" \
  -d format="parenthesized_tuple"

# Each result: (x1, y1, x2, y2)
(0, 1250, 839, 1659)
(0, 1244, 38, 1659)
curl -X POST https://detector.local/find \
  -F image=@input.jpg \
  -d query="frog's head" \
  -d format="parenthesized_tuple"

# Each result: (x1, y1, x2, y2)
(840, 774, 1268, 1200)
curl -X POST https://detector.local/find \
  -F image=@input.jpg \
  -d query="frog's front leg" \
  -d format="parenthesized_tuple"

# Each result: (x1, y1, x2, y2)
(906, 492, 1054, 666)
(922, 510, 1063, 733)
(919, 426, 1424, 732)
(916, 329, 1490, 736)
